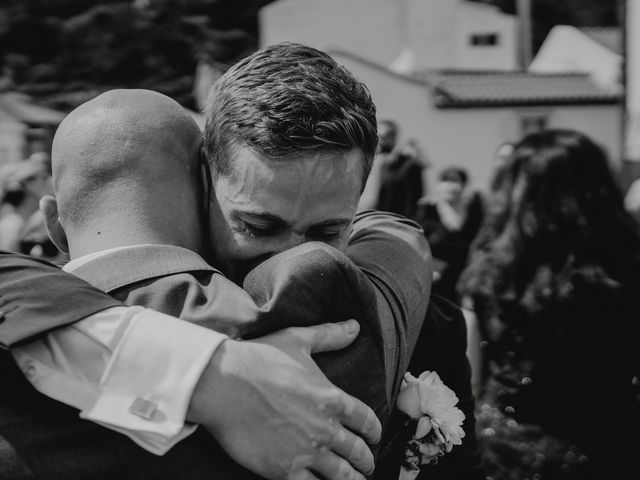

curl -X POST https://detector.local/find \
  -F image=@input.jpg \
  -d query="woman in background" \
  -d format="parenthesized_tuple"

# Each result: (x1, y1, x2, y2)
(415, 166, 483, 302)
(459, 129, 640, 479)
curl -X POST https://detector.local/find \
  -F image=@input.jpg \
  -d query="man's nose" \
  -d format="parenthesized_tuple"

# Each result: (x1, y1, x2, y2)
(262, 232, 308, 263)
(280, 232, 306, 251)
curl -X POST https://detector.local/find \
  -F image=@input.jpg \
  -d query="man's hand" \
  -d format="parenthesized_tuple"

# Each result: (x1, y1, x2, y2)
(188, 320, 381, 480)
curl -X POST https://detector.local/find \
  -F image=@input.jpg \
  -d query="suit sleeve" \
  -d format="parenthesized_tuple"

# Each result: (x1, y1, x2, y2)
(242, 242, 391, 422)
(0, 251, 122, 348)
(347, 210, 432, 400)
(1, 251, 228, 454)
(241, 212, 433, 427)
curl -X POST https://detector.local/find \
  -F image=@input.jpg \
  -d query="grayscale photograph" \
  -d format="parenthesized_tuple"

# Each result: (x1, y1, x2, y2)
(0, 1, 637, 479)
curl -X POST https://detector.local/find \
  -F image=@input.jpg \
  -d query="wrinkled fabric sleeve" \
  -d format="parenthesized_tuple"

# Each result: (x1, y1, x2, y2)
(0, 251, 122, 348)
(1, 252, 227, 454)
(348, 210, 432, 400)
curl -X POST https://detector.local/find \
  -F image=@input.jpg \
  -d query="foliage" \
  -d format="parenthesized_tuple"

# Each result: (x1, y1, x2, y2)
(0, 0, 623, 111)
(0, 0, 274, 110)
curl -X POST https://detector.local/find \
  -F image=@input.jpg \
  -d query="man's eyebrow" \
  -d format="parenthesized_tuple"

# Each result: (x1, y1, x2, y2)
(234, 210, 289, 226)
(311, 218, 352, 227)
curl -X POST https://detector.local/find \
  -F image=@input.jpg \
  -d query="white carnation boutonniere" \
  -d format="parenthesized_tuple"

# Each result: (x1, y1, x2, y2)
(395, 371, 465, 480)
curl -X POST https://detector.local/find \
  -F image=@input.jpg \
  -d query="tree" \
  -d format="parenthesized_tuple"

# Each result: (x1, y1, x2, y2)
(0, 0, 275, 109)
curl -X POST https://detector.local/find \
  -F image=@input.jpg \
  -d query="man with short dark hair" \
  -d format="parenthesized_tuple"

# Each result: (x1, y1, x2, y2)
(202, 43, 379, 282)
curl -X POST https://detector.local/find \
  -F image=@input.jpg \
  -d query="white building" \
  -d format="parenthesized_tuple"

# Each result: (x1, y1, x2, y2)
(260, 0, 518, 71)
(331, 50, 622, 191)
(257, 1, 622, 191)
(529, 25, 622, 91)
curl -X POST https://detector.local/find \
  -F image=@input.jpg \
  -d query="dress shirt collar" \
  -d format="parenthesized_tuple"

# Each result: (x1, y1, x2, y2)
(63, 245, 153, 273)
(66, 244, 219, 293)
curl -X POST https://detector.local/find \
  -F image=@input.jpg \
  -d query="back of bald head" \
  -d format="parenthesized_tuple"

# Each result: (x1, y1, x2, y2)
(52, 89, 202, 229)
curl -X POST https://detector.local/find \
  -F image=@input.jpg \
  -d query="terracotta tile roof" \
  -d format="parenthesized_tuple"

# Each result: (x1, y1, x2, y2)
(579, 27, 622, 55)
(412, 70, 622, 108)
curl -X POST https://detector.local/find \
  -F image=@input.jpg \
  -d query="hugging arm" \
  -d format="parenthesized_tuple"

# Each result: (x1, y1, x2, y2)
(0, 251, 380, 480)
(242, 210, 433, 411)
(0, 211, 435, 476)
(347, 210, 432, 399)
(0, 252, 122, 347)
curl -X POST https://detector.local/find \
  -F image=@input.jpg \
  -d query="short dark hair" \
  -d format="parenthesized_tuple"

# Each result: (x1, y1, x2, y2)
(203, 43, 378, 184)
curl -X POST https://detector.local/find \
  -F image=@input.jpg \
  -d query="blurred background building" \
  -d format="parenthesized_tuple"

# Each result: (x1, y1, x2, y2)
(0, 93, 64, 164)
(259, 0, 623, 190)
(0, 0, 628, 191)
(261, 0, 519, 71)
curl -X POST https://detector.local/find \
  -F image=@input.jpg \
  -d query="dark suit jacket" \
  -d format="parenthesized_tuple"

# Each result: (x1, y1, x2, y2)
(0, 212, 433, 479)
(374, 295, 483, 480)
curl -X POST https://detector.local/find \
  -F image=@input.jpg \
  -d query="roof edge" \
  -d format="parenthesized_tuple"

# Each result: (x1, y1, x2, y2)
(326, 48, 429, 86)
(436, 97, 622, 109)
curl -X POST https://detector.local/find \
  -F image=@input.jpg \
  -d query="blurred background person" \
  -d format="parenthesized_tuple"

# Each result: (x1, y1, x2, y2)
(19, 206, 68, 264)
(624, 176, 640, 226)
(359, 119, 399, 211)
(489, 141, 515, 192)
(376, 138, 426, 219)
(458, 129, 640, 480)
(0, 158, 53, 254)
(358, 120, 427, 218)
(377, 118, 398, 155)
(414, 166, 484, 303)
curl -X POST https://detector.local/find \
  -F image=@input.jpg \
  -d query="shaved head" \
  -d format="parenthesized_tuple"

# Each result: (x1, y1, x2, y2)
(49, 89, 205, 256)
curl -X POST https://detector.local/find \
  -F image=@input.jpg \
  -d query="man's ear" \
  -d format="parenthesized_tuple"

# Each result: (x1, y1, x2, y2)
(40, 195, 69, 253)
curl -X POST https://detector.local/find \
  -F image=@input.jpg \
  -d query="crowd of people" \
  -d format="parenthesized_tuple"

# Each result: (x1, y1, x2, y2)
(0, 153, 66, 263)
(362, 118, 640, 479)
(0, 42, 639, 480)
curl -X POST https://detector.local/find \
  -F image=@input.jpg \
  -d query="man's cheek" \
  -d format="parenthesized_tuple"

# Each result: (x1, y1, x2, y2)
(232, 235, 277, 259)
(332, 234, 351, 251)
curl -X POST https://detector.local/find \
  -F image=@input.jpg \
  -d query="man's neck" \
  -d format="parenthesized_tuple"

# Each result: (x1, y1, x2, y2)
(67, 220, 204, 260)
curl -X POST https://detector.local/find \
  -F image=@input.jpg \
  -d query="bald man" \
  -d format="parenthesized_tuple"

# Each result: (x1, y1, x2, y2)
(3, 89, 432, 479)
(42, 90, 205, 258)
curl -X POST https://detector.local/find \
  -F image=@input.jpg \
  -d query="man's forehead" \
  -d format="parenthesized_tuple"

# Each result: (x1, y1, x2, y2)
(214, 147, 362, 226)
(224, 145, 362, 175)
(234, 208, 353, 228)
(219, 147, 364, 190)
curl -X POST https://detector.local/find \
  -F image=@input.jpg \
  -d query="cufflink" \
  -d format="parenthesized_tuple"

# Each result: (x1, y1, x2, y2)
(129, 397, 158, 420)
(23, 362, 37, 379)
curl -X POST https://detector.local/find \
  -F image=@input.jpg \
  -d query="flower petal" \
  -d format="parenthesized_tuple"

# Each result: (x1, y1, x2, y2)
(397, 382, 423, 419)
(431, 420, 446, 443)
(415, 417, 433, 439)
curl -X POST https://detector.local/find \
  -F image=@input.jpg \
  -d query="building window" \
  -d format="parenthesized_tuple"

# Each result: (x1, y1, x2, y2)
(470, 33, 499, 46)
(520, 114, 548, 136)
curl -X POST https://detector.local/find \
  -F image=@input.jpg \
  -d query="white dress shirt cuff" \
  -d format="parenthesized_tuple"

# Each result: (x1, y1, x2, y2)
(81, 308, 227, 455)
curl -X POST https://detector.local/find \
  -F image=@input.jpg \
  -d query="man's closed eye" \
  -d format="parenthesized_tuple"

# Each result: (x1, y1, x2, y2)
(242, 222, 282, 238)
(306, 227, 343, 241)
